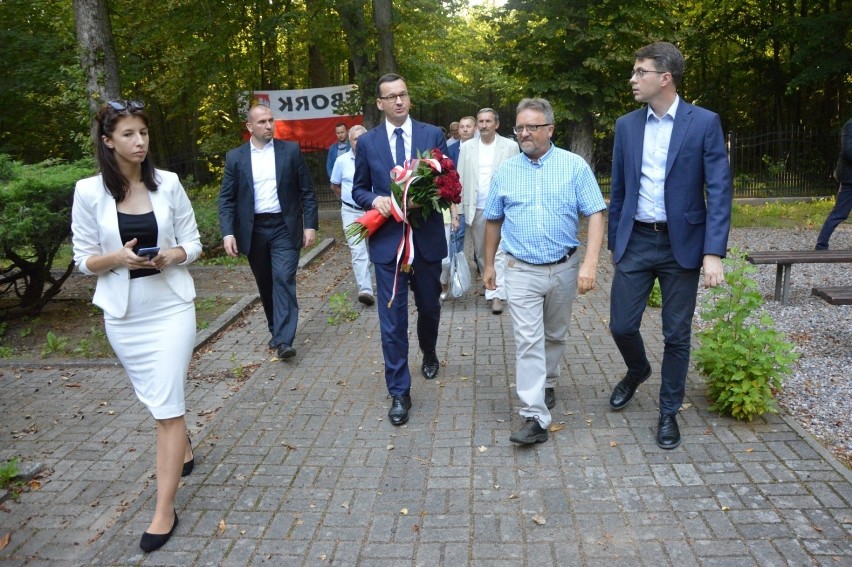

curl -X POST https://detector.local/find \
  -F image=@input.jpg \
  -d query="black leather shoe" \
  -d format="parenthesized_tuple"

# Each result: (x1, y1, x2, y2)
(140, 510, 178, 552)
(656, 413, 681, 450)
(509, 417, 549, 444)
(609, 367, 652, 410)
(268, 339, 276, 349)
(181, 435, 194, 477)
(277, 345, 296, 359)
(545, 388, 556, 410)
(422, 351, 439, 380)
(388, 395, 411, 426)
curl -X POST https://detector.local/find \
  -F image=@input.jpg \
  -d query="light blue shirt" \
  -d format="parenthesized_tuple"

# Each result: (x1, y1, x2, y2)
(636, 95, 680, 223)
(330, 150, 357, 206)
(484, 144, 606, 265)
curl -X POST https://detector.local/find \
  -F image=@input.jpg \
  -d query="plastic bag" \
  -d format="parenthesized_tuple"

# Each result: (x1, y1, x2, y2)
(449, 232, 471, 298)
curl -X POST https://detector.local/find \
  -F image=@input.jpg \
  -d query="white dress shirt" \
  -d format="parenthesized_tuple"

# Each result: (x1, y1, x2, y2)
(250, 140, 281, 214)
(636, 95, 679, 223)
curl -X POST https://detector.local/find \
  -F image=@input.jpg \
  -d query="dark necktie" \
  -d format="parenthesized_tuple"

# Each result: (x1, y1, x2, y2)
(394, 127, 405, 167)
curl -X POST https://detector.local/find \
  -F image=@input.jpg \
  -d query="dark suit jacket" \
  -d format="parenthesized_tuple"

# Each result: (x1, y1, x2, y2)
(446, 142, 460, 165)
(351, 119, 449, 265)
(608, 100, 732, 269)
(219, 139, 318, 255)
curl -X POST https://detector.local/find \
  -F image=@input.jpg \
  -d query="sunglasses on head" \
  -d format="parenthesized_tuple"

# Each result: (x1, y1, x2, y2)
(108, 99, 145, 112)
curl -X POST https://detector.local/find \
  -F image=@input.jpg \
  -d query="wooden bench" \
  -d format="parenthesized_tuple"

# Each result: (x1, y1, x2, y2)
(744, 250, 852, 305)
(811, 286, 852, 305)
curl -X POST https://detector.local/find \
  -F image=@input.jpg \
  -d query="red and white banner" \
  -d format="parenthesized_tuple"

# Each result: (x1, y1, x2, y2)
(249, 85, 363, 151)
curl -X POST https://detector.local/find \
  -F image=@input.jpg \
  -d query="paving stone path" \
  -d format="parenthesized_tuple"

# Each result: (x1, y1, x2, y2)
(1, 241, 850, 566)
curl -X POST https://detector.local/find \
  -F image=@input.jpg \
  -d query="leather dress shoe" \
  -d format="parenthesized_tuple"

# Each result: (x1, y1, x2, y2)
(509, 417, 549, 444)
(277, 345, 296, 359)
(268, 339, 276, 349)
(609, 366, 652, 410)
(656, 412, 681, 450)
(491, 298, 504, 314)
(545, 387, 556, 410)
(181, 435, 194, 477)
(422, 351, 439, 380)
(140, 510, 178, 552)
(388, 395, 412, 426)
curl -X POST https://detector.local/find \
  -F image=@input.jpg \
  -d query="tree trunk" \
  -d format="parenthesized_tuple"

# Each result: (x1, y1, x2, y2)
(338, 0, 380, 128)
(568, 114, 594, 167)
(73, 0, 121, 148)
(372, 0, 398, 76)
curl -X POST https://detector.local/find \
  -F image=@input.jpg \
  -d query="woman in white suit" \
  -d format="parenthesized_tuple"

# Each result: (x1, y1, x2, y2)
(71, 100, 201, 552)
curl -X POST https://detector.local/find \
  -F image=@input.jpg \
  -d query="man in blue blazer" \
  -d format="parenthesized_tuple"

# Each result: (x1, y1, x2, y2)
(352, 73, 448, 426)
(608, 42, 732, 450)
(219, 104, 318, 360)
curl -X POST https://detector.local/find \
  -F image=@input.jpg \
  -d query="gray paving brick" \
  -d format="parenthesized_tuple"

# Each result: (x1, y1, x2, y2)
(2, 243, 851, 566)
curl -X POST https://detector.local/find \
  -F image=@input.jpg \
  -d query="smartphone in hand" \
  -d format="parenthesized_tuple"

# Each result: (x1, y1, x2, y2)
(137, 246, 160, 259)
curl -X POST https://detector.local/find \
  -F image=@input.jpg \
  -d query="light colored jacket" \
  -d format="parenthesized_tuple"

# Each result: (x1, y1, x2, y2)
(71, 169, 202, 318)
(458, 134, 520, 223)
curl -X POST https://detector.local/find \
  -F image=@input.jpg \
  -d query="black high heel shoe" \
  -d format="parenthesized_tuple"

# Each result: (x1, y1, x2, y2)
(181, 435, 194, 477)
(140, 509, 178, 552)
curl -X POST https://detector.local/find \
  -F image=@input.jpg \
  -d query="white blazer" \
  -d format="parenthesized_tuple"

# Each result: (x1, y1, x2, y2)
(457, 134, 520, 223)
(71, 169, 202, 318)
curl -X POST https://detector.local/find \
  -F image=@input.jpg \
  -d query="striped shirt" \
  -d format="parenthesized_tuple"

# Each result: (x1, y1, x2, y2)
(484, 144, 606, 265)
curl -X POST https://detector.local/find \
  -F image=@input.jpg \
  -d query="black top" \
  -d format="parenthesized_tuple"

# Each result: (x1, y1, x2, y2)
(117, 211, 160, 279)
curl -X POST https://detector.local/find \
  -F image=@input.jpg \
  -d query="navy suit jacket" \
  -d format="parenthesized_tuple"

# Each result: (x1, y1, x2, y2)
(351, 119, 449, 265)
(446, 142, 460, 165)
(608, 100, 732, 269)
(219, 139, 318, 255)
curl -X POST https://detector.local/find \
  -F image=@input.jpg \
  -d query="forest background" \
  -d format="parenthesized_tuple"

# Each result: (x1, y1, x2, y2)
(0, 0, 849, 190)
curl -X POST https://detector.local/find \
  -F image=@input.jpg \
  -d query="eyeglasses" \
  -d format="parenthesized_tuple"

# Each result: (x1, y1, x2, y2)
(512, 124, 552, 134)
(630, 69, 666, 79)
(108, 99, 145, 112)
(377, 92, 409, 102)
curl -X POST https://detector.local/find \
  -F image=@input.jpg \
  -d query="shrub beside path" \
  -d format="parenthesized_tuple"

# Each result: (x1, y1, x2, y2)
(0, 234, 850, 566)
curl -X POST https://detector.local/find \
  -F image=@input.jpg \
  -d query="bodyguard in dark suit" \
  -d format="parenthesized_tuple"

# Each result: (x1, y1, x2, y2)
(219, 104, 318, 360)
(351, 74, 448, 426)
(608, 42, 732, 449)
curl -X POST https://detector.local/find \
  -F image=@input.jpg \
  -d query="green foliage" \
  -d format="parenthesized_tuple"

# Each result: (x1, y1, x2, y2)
(0, 156, 96, 317)
(327, 292, 359, 325)
(694, 250, 798, 421)
(731, 199, 835, 229)
(41, 330, 69, 356)
(647, 279, 662, 308)
(190, 186, 228, 259)
(0, 457, 21, 489)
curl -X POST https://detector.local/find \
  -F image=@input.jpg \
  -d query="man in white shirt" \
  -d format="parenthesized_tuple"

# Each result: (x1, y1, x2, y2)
(458, 108, 520, 314)
(330, 125, 374, 305)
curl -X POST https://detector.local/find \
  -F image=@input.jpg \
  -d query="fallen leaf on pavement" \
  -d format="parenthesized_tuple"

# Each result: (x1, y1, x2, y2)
(0, 533, 10, 551)
(478, 446, 487, 452)
(400, 508, 408, 515)
(610, 441, 618, 447)
(218, 519, 226, 535)
(532, 514, 546, 525)
(549, 424, 565, 432)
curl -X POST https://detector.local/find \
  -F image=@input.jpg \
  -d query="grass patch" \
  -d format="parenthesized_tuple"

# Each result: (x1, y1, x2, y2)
(731, 198, 835, 229)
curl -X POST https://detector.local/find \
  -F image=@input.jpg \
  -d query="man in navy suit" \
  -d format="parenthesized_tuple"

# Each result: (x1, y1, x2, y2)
(219, 104, 318, 360)
(607, 42, 732, 449)
(352, 73, 448, 426)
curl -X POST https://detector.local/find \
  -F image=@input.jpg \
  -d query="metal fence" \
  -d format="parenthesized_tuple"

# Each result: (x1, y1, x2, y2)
(593, 127, 836, 199)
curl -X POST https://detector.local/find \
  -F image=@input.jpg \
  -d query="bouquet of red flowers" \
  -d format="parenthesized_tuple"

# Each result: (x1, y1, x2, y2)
(345, 148, 462, 244)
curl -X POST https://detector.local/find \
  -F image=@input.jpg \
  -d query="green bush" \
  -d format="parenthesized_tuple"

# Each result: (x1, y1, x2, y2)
(190, 189, 226, 258)
(694, 249, 798, 421)
(647, 278, 662, 307)
(0, 155, 95, 319)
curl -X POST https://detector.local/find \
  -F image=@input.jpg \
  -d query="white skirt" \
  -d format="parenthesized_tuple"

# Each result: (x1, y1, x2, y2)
(104, 273, 195, 420)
